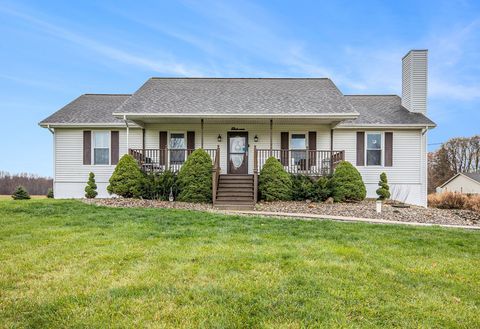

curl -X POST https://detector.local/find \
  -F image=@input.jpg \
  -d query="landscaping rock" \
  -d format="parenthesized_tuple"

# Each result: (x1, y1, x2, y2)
(255, 200, 480, 227)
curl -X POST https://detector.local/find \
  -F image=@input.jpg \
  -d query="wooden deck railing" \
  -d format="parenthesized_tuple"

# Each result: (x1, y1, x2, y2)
(129, 148, 218, 173)
(254, 149, 345, 176)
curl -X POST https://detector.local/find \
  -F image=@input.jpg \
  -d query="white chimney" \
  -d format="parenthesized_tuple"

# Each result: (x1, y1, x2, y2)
(402, 49, 428, 114)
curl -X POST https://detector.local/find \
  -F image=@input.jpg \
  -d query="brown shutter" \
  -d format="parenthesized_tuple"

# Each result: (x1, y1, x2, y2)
(187, 131, 195, 155)
(83, 131, 91, 165)
(159, 131, 167, 165)
(308, 131, 316, 169)
(356, 132, 365, 166)
(280, 132, 289, 166)
(385, 132, 393, 167)
(111, 131, 119, 165)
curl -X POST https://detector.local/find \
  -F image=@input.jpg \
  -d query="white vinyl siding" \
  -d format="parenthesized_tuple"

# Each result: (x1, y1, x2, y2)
(402, 50, 427, 114)
(54, 128, 142, 184)
(441, 175, 480, 194)
(52, 125, 427, 206)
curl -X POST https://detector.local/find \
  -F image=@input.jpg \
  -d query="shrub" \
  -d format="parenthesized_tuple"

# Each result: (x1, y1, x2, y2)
(465, 195, 480, 212)
(314, 176, 333, 202)
(46, 188, 54, 198)
(107, 155, 144, 198)
(428, 191, 467, 209)
(177, 149, 212, 203)
(85, 172, 98, 199)
(259, 157, 292, 201)
(11, 186, 30, 200)
(291, 174, 316, 201)
(141, 170, 178, 200)
(331, 161, 366, 202)
(376, 172, 391, 200)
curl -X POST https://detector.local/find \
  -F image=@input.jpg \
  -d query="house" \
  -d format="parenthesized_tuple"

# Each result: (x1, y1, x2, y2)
(39, 49, 435, 207)
(437, 173, 480, 194)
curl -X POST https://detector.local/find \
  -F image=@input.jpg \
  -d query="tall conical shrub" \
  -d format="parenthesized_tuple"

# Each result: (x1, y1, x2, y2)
(258, 157, 292, 201)
(376, 172, 391, 200)
(331, 161, 366, 202)
(85, 172, 98, 199)
(177, 149, 212, 203)
(107, 154, 144, 198)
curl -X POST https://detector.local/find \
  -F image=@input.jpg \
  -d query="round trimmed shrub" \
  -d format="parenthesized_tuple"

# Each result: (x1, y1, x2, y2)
(107, 155, 144, 198)
(12, 186, 30, 200)
(177, 149, 212, 203)
(331, 161, 366, 202)
(259, 157, 292, 201)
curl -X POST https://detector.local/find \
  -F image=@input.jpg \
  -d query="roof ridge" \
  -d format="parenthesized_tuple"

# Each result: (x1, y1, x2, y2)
(84, 93, 131, 96)
(345, 94, 400, 97)
(149, 77, 331, 80)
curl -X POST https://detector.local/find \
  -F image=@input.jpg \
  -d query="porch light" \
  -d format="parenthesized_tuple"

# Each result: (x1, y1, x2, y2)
(254, 135, 259, 142)
(217, 134, 222, 142)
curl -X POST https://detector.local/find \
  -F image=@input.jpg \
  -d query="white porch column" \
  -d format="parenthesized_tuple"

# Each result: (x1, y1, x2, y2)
(201, 118, 204, 148)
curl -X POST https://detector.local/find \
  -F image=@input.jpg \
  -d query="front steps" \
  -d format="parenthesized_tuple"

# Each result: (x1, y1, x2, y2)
(214, 174, 255, 210)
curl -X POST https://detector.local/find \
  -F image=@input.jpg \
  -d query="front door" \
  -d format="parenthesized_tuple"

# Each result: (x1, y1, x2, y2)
(227, 132, 248, 174)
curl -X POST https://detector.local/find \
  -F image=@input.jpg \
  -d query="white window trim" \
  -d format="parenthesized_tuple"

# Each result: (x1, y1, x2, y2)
(289, 132, 308, 150)
(92, 130, 111, 166)
(168, 131, 187, 149)
(365, 131, 383, 167)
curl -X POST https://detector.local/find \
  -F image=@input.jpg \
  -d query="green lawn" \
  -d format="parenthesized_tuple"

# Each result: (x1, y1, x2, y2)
(0, 200, 479, 328)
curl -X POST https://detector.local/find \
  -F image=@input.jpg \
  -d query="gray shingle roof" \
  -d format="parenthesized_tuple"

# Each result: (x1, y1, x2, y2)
(113, 78, 358, 116)
(463, 172, 480, 183)
(340, 95, 436, 126)
(40, 94, 130, 125)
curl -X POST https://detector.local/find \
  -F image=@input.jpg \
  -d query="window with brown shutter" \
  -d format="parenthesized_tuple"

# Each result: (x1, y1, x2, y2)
(385, 132, 393, 167)
(83, 131, 91, 165)
(356, 132, 365, 166)
(280, 132, 289, 166)
(111, 131, 119, 165)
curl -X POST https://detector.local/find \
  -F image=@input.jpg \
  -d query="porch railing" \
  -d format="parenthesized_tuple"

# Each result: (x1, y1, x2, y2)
(212, 145, 220, 205)
(129, 148, 218, 173)
(254, 149, 345, 176)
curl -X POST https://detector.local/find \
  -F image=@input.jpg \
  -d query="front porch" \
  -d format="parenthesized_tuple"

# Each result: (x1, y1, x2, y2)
(123, 115, 347, 208)
(129, 146, 344, 208)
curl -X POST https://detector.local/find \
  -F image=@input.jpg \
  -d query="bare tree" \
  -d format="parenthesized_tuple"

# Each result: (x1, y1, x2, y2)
(0, 171, 53, 195)
(428, 134, 480, 193)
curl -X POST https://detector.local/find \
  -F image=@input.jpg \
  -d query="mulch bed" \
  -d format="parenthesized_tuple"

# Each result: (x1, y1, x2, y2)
(255, 200, 480, 227)
(83, 198, 213, 212)
(84, 198, 480, 227)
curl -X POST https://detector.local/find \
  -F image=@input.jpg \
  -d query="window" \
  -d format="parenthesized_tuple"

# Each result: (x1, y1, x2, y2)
(170, 133, 186, 164)
(93, 131, 110, 165)
(366, 133, 382, 166)
(291, 134, 306, 167)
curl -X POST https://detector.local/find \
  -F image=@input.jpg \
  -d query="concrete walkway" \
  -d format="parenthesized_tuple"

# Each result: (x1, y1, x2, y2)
(221, 210, 480, 230)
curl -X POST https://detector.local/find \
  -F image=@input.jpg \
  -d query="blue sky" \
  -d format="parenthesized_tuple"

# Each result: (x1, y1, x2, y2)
(0, 0, 479, 177)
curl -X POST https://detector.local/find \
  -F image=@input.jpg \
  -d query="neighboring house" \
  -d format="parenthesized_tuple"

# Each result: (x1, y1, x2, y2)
(40, 49, 435, 207)
(437, 173, 480, 194)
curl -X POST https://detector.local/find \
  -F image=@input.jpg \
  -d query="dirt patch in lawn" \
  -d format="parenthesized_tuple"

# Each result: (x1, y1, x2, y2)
(255, 200, 480, 227)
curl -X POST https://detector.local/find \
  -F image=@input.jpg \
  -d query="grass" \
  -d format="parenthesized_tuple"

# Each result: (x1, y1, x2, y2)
(0, 195, 46, 200)
(0, 199, 479, 328)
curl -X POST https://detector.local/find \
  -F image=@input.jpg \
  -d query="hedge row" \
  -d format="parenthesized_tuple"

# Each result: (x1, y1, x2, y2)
(258, 157, 367, 202)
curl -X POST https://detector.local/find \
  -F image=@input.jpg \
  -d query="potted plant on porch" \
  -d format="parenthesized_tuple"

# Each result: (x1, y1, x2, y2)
(376, 172, 390, 213)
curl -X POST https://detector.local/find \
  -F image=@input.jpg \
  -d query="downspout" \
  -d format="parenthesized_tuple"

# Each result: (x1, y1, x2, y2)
(123, 115, 129, 152)
(201, 119, 204, 148)
(47, 125, 55, 196)
(422, 125, 429, 207)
